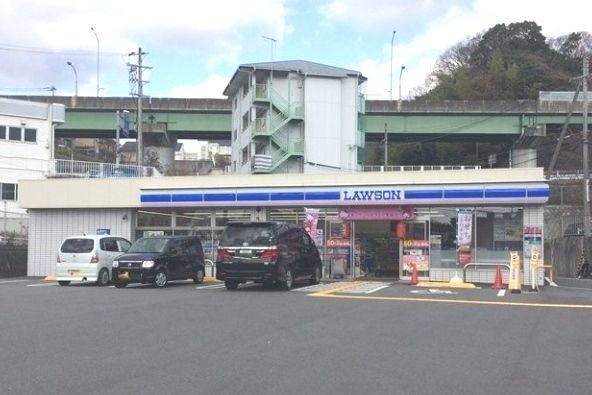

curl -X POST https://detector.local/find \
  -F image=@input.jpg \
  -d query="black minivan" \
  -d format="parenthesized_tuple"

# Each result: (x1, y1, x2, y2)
(216, 222, 323, 290)
(112, 236, 205, 288)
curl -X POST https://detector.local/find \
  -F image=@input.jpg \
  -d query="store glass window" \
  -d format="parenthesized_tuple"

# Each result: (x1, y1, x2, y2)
(137, 209, 173, 227)
(428, 206, 523, 269)
(214, 209, 251, 227)
(176, 210, 211, 227)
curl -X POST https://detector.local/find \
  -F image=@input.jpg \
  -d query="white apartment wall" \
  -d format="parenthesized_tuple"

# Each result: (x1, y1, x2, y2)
(27, 208, 133, 276)
(340, 78, 361, 171)
(0, 99, 64, 217)
(304, 77, 341, 168)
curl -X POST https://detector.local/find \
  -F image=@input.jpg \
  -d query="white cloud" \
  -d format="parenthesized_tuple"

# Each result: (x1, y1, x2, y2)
(169, 74, 230, 98)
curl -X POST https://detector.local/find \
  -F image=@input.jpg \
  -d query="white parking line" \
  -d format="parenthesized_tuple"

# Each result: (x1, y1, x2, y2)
(196, 284, 226, 290)
(497, 289, 506, 297)
(365, 285, 390, 294)
(0, 279, 30, 284)
(27, 282, 57, 287)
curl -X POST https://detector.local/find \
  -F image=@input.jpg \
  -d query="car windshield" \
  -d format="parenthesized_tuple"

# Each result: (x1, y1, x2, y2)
(127, 237, 169, 253)
(219, 224, 276, 246)
(61, 238, 94, 253)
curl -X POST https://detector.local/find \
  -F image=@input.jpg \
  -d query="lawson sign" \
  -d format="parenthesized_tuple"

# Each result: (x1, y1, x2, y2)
(140, 183, 549, 207)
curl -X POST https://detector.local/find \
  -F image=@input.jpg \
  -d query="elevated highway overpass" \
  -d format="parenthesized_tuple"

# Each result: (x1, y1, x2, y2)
(3, 95, 585, 143)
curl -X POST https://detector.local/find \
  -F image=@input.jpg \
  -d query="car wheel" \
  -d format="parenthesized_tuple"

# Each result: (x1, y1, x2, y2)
(310, 265, 321, 285)
(58, 281, 71, 286)
(225, 280, 239, 290)
(97, 268, 110, 286)
(280, 268, 293, 290)
(153, 269, 168, 288)
(193, 267, 205, 284)
(114, 282, 127, 288)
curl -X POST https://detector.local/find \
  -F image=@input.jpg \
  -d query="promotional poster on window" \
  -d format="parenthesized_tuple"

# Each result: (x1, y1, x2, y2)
(457, 210, 473, 265)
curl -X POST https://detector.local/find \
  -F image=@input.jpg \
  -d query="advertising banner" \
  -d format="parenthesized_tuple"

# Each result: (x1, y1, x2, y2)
(304, 208, 320, 240)
(457, 210, 473, 265)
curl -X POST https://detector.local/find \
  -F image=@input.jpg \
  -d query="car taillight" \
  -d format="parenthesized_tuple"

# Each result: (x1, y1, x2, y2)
(90, 253, 99, 264)
(217, 248, 232, 259)
(260, 246, 278, 259)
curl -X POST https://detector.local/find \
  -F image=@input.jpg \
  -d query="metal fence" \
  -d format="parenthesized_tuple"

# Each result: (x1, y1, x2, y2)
(364, 165, 481, 172)
(49, 159, 162, 178)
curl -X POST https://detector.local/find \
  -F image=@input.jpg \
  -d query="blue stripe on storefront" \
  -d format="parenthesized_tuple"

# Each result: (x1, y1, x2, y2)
(172, 193, 203, 202)
(141, 194, 171, 203)
(305, 191, 341, 200)
(237, 193, 270, 201)
(204, 193, 236, 202)
(270, 192, 305, 201)
(405, 190, 443, 199)
(484, 189, 526, 198)
(444, 190, 483, 199)
(527, 188, 550, 198)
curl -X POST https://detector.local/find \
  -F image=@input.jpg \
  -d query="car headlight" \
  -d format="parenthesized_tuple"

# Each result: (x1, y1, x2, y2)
(112, 261, 119, 268)
(142, 260, 155, 268)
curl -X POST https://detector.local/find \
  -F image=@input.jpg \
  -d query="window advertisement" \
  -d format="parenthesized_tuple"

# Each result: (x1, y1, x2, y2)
(456, 209, 473, 265)
(326, 221, 352, 279)
(402, 239, 430, 278)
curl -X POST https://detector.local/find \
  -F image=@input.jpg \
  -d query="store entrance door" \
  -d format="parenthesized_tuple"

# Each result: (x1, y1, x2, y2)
(354, 221, 399, 279)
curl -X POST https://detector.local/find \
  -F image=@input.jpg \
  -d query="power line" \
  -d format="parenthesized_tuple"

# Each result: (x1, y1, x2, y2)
(0, 43, 123, 56)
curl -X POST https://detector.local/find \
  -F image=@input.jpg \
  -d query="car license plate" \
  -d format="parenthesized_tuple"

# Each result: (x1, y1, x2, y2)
(68, 270, 80, 276)
(239, 249, 252, 255)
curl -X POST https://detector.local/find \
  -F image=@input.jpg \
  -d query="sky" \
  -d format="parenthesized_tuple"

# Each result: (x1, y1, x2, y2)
(0, 0, 590, 101)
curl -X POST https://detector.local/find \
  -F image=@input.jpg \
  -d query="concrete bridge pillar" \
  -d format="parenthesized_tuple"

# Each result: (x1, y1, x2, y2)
(510, 148, 537, 168)
(142, 127, 176, 175)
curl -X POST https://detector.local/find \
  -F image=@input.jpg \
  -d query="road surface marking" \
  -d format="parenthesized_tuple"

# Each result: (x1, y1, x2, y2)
(309, 292, 592, 309)
(497, 289, 506, 297)
(0, 279, 30, 284)
(196, 284, 226, 290)
(27, 282, 57, 287)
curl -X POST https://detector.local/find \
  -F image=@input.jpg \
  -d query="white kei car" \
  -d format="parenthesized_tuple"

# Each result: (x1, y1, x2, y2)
(56, 235, 131, 286)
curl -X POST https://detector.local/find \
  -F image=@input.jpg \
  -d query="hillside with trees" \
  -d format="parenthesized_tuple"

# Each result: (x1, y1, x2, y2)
(375, 21, 591, 171)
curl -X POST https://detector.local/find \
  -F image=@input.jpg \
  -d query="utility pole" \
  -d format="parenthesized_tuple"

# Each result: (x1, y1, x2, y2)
(384, 123, 388, 169)
(583, 54, 590, 236)
(128, 48, 151, 166)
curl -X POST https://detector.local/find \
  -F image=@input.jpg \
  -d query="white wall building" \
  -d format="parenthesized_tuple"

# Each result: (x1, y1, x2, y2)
(0, 98, 65, 231)
(223, 60, 367, 174)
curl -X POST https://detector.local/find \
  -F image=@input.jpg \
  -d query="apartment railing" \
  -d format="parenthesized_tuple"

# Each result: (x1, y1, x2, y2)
(49, 159, 162, 178)
(364, 165, 482, 172)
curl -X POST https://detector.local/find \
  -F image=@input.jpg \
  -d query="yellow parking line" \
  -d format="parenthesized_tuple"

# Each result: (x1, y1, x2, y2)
(310, 281, 370, 296)
(309, 287, 592, 309)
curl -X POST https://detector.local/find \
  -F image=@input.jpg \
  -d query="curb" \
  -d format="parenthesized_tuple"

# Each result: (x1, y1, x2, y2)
(44, 275, 56, 282)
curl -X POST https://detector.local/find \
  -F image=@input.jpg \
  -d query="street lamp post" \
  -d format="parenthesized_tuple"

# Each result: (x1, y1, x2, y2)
(398, 65, 405, 112)
(66, 61, 78, 97)
(90, 27, 100, 97)
(389, 30, 396, 101)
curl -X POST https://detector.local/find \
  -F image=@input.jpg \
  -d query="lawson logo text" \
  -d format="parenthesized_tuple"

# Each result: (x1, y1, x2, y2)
(342, 189, 402, 201)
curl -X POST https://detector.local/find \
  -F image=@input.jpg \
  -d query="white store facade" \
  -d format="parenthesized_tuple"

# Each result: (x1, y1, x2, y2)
(19, 167, 548, 286)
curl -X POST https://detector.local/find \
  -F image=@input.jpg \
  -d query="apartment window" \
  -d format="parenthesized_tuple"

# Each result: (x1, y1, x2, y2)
(24, 128, 37, 142)
(9, 127, 20, 141)
(242, 146, 249, 165)
(0, 126, 5, 139)
(0, 183, 17, 201)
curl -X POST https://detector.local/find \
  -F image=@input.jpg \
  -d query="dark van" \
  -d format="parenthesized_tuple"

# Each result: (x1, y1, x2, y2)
(112, 236, 205, 288)
(216, 222, 323, 290)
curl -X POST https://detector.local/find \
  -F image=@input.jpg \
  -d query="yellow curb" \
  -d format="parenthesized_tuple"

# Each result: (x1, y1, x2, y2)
(44, 275, 56, 281)
(416, 281, 478, 289)
(310, 281, 370, 296)
(203, 277, 220, 284)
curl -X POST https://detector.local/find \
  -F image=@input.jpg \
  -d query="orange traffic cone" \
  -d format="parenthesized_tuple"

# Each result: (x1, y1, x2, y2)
(410, 263, 418, 285)
(492, 264, 504, 289)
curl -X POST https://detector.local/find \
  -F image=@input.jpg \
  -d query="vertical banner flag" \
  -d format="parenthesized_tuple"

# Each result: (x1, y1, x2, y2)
(457, 210, 473, 265)
(304, 208, 320, 240)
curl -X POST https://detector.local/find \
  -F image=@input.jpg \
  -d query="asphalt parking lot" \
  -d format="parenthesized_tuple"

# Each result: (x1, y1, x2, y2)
(2, 276, 592, 395)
